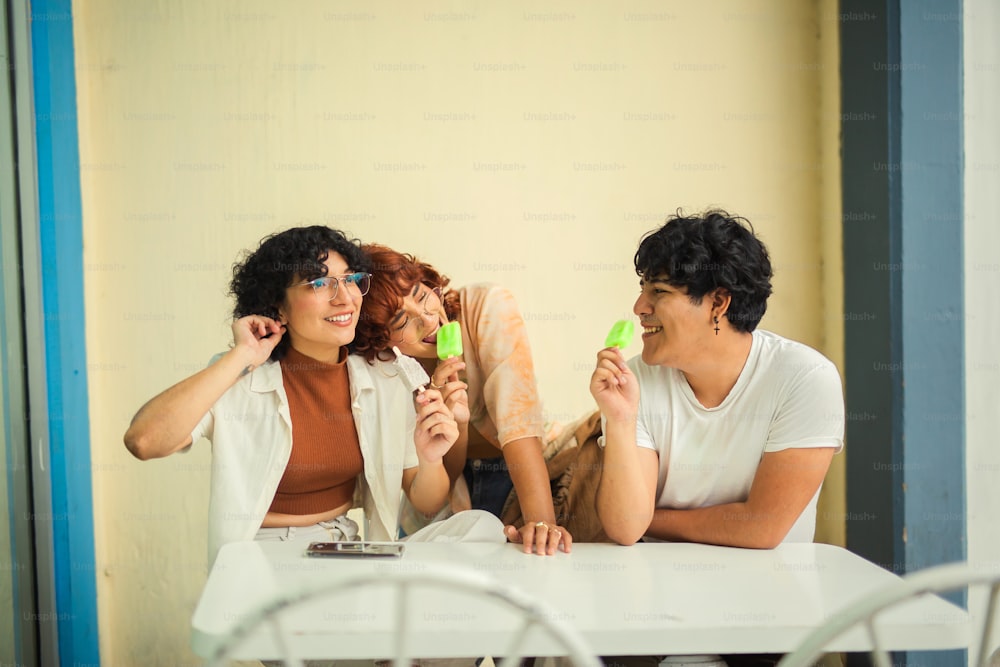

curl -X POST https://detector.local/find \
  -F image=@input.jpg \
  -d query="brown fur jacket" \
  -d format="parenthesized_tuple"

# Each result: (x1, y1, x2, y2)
(501, 410, 610, 543)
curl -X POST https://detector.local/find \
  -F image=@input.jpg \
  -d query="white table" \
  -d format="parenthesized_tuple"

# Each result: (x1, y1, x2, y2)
(191, 541, 969, 660)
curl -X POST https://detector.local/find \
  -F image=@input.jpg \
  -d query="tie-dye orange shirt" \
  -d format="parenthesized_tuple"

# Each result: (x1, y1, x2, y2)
(455, 284, 546, 449)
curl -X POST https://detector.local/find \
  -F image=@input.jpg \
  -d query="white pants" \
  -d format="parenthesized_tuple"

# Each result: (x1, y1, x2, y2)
(404, 509, 506, 544)
(254, 514, 361, 542)
(254, 509, 505, 545)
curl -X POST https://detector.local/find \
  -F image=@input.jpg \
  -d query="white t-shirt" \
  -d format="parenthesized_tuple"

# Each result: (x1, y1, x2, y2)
(605, 329, 844, 543)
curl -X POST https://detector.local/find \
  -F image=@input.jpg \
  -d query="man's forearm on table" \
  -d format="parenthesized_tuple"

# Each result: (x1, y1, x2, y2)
(645, 503, 792, 549)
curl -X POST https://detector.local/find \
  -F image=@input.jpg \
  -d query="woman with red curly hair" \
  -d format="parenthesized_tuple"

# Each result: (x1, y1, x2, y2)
(355, 244, 571, 556)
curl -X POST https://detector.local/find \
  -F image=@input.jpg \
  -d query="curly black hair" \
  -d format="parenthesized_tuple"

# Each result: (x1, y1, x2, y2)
(634, 209, 773, 333)
(229, 226, 371, 360)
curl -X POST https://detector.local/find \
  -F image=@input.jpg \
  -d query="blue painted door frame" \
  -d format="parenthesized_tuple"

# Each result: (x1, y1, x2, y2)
(27, 0, 100, 663)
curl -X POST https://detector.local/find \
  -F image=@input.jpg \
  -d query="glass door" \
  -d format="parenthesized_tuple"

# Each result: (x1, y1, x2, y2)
(1, 1, 40, 663)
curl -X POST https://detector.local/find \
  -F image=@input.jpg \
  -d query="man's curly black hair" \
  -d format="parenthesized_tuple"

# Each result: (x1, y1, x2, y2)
(634, 209, 773, 333)
(229, 226, 371, 361)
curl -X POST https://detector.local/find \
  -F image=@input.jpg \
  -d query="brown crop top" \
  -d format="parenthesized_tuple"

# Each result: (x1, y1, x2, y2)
(269, 345, 364, 515)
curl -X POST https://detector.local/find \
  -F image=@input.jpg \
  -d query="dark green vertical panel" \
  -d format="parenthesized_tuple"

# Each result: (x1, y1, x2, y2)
(841, 0, 906, 573)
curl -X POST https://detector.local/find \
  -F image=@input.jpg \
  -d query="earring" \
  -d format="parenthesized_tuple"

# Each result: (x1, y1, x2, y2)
(714, 316, 720, 336)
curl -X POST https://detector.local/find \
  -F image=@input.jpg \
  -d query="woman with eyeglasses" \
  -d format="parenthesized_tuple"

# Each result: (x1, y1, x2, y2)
(354, 244, 572, 556)
(124, 227, 501, 565)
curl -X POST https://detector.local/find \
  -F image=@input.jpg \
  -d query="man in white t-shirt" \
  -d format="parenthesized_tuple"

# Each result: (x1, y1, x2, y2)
(591, 209, 844, 548)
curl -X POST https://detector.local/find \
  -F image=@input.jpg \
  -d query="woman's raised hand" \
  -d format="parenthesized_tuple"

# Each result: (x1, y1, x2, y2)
(413, 389, 459, 463)
(429, 356, 469, 424)
(231, 315, 285, 370)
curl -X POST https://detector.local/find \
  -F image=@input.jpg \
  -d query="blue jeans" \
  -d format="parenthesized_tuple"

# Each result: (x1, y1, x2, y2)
(462, 455, 514, 519)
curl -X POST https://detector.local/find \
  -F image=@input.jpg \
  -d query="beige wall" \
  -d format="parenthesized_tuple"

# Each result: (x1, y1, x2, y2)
(816, 0, 845, 549)
(73, 1, 843, 663)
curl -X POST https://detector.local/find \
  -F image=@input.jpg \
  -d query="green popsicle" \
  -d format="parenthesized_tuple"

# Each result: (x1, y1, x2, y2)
(604, 319, 635, 349)
(437, 321, 464, 359)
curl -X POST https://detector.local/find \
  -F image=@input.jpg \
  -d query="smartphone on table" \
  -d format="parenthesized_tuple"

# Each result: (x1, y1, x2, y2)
(305, 541, 405, 558)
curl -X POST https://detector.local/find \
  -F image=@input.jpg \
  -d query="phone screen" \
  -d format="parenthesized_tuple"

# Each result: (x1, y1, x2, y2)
(305, 541, 405, 558)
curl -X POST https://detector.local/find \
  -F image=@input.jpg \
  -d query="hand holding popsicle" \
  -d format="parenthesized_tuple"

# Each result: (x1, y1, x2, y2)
(389, 345, 456, 462)
(432, 324, 469, 424)
(591, 320, 639, 422)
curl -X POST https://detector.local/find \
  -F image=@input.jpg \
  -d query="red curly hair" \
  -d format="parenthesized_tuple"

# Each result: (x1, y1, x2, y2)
(355, 244, 461, 362)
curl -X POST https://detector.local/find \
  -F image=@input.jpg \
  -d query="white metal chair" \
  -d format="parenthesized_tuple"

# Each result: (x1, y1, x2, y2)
(205, 564, 601, 667)
(777, 561, 1000, 667)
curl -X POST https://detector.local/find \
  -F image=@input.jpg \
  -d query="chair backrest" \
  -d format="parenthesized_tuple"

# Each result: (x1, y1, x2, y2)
(777, 561, 1000, 667)
(205, 563, 602, 667)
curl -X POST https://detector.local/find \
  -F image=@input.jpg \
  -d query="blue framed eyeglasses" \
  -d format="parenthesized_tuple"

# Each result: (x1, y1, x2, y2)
(293, 272, 371, 300)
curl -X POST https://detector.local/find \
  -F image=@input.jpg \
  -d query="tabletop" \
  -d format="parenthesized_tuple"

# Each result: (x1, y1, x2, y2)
(191, 540, 969, 660)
